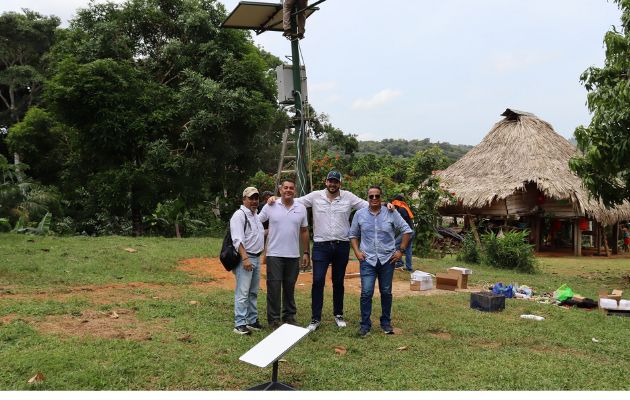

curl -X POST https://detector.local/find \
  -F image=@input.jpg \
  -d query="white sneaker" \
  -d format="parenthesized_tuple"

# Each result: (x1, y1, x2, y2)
(334, 315, 347, 328)
(307, 320, 320, 332)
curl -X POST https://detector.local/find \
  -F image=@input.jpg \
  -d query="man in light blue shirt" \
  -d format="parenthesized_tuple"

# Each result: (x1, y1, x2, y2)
(349, 185, 412, 337)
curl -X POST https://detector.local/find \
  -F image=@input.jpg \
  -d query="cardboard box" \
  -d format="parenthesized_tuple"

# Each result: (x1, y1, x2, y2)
(447, 267, 471, 289)
(599, 289, 623, 305)
(410, 274, 433, 291)
(436, 273, 458, 291)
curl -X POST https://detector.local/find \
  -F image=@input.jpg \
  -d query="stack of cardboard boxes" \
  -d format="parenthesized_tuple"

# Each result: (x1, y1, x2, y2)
(435, 267, 472, 291)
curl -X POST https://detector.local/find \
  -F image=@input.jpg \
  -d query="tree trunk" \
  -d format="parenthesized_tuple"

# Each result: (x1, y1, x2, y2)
(468, 215, 482, 248)
(131, 205, 143, 237)
(175, 222, 181, 239)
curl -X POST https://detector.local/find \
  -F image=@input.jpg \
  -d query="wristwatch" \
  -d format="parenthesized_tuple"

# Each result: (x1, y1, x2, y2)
(398, 248, 405, 252)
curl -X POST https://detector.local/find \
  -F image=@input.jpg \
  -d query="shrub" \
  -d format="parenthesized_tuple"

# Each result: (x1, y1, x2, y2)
(481, 230, 536, 273)
(457, 233, 480, 264)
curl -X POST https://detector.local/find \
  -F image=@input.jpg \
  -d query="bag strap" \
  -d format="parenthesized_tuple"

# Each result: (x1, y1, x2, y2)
(240, 209, 250, 233)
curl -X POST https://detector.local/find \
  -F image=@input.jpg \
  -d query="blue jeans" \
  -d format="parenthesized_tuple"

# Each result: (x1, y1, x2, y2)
(232, 255, 261, 327)
(395, 231, 415, 271)
(311, 240, 350, 321)
(359, 259, 395, 330)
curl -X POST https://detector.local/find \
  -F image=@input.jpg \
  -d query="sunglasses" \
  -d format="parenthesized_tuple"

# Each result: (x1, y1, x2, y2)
(248, 195, 260, 200)
(368, 194, 381, 200)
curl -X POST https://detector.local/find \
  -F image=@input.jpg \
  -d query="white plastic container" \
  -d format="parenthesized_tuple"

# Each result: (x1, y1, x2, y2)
(520, 314, 545, 321)
(599, 298, 619, 310)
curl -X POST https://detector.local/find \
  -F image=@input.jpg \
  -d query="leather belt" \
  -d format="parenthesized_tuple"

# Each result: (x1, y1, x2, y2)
(247, 251, 262, 257)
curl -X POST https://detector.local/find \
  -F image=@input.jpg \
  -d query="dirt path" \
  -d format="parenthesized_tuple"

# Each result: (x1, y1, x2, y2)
(178, 257, 479, 297)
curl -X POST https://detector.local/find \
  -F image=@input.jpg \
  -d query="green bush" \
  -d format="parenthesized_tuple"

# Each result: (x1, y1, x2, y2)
(481, 230, 536, 273)
(457, 233, 480, 264)
(0, 218, 11, 232)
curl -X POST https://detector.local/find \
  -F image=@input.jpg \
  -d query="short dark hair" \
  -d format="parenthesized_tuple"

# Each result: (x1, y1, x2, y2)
(367, 185, 382, 194)
(281, 178, 296, 186)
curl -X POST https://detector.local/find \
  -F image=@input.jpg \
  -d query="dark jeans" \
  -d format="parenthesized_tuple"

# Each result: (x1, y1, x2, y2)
(395, 231, 415, 271)
(266, 256, 300, 324)
(359, 259, 395, 330)
(311, 240, 350, 321)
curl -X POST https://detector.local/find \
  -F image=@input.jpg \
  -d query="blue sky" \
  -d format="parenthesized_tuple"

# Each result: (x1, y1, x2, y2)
(2, 0, 623, 145)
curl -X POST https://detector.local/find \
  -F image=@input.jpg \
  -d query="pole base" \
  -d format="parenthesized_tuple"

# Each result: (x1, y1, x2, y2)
(247, 381, 295, 391)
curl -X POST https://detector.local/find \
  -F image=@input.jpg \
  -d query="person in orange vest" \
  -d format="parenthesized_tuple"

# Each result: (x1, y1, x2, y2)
(391, 194, 415, 272)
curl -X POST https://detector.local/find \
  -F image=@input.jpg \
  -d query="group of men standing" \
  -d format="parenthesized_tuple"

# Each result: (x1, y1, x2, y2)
(229, 171, 413, 337)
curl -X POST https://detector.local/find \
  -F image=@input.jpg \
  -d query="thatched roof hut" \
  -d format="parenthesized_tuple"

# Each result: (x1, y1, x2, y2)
(438, 109, 630, 254)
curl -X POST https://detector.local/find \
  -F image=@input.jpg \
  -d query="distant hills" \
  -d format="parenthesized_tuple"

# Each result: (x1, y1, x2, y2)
(357, 138, 473, 163)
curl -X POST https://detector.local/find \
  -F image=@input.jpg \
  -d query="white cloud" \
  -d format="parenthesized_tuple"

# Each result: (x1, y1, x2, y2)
(351, 89, 402, 110)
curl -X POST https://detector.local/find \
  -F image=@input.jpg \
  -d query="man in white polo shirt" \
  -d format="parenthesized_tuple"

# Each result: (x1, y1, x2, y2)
(258, 179, 310, 329)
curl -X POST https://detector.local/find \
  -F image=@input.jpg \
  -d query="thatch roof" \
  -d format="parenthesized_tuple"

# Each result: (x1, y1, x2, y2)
(438, 108, 630, 226)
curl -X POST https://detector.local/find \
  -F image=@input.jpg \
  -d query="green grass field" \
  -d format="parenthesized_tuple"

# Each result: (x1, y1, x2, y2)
(0, 233, 628, 390)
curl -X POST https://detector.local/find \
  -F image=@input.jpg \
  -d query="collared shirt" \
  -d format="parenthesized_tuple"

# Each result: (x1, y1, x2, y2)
(349, 205, 413, 266)
(259, 199, 308, 258)
(230, 205, 264, 254)
(297, 189, 367, 242)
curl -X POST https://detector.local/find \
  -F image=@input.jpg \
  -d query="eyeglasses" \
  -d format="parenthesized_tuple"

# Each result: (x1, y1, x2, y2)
(368, 194, 381, 200)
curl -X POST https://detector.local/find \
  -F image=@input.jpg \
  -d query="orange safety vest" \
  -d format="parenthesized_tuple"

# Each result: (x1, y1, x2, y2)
(391, 200, 414, 220)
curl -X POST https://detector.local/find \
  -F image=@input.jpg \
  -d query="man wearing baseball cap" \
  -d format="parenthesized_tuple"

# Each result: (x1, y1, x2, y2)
(230, 187, 265, 335)
(266, 171, 395, 331)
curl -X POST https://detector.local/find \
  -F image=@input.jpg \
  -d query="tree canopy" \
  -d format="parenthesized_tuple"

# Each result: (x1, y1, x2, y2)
(570, 0, 630, 206)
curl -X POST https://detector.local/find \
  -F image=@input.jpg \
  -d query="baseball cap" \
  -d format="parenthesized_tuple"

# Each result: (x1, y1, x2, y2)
(326, 171, 342, 182)
(242, 187, 259, 197)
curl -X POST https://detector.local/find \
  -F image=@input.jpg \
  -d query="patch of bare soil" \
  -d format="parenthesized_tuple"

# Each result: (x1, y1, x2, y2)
(1, 313, 19, 324)
(5, 258, 474, 339)
(0, 282, 181, 304)
(177, 257, 482, 297)
(428, 330, 452, 340)
(31, 309, 164, 341)
(471, 340, 502, 349)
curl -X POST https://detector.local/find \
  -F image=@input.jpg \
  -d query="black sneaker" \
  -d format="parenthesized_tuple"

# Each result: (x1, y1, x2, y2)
(269, 320, 282, 330)
(233, 325, 251, 335)
(284, 318, 298, 326)
(382, 325, 394, 335)
(358, 327, 370, 337)
(246, 321, 263, 331)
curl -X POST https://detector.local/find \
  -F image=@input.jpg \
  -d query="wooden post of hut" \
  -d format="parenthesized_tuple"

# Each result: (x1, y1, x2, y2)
(573, 219, 582, 256)
(534, 216, 542, 252)
(612, 222, 619, 255)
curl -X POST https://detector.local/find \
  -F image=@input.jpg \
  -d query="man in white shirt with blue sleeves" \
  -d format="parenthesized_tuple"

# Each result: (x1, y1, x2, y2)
(230, 187, 265, 335)
(349, 185, 412, 337)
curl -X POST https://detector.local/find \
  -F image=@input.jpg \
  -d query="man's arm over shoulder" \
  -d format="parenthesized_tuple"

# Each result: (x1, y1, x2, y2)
(258, 204, 269, 223)
(296, 190, 316, 207)
(344, 190, 368, 210)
